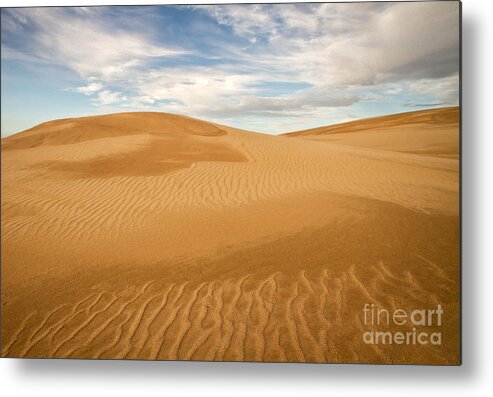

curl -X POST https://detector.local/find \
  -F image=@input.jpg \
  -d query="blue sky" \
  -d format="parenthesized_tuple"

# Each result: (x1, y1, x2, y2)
(1, 2, 460, 136)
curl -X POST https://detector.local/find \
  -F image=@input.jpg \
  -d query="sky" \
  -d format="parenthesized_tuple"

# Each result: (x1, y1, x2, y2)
(1, 2, 460, 137)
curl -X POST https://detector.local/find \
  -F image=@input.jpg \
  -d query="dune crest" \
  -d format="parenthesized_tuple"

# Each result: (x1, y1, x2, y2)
(2, 112, 228, 150)
(1, 108, 460, 364)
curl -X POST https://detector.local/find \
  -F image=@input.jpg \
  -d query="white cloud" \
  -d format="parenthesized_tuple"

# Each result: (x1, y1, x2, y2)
(205, 4, 278, 39)
(95, 90, 122, 105)
(384, 86, 404, 95)
(407, 74, 460, 106)
(69, 82, 103, 95)
(2, 8, 186, 81)
(195, 92, 359, 119)
(131, 66, 357, 119)
(136, 68, 259, 109)
(200, 2, 459, 89)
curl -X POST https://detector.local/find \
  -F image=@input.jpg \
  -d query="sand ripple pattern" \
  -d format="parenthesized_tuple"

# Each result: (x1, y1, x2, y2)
(2, 130, 457, 244)
(3, 264, 456, 364)
(1, 110, 460, 364)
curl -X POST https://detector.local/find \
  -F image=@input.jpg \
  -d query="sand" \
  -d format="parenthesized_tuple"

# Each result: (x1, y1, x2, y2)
(1, 107, 460, 364)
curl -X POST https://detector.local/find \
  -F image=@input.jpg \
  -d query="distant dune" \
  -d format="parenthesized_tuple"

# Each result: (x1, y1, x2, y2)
(1, 107, 460, 364)
(285, 107, 459, 158)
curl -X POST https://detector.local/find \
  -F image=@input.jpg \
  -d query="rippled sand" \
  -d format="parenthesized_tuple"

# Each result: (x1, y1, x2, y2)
(1, 108, 460, 363)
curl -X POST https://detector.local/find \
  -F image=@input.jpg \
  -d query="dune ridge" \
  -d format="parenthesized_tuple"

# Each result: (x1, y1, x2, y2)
(285, 107, 459, 158)
(1, 107, 460, 364)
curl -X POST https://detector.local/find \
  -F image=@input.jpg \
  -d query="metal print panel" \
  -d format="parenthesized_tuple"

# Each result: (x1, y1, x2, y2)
(0, 1, 461, 364)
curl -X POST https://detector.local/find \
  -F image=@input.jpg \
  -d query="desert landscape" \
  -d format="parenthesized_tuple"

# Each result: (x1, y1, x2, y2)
(1, 107, 460, 364)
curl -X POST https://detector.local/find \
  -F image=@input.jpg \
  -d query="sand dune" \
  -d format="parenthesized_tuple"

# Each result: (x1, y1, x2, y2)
(1, 107, 460, 364)
(285, 107, 459, 158)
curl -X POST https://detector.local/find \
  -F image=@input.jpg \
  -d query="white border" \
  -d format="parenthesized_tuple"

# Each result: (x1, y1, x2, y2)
(1, 1, 492, 396)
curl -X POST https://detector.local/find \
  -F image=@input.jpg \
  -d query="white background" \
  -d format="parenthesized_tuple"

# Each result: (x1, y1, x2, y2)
(0, 0, 491, 396)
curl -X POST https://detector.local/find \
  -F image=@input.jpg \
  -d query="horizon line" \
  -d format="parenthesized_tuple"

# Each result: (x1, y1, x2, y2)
(1, 105, 460, 140)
